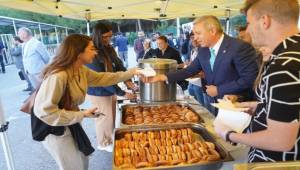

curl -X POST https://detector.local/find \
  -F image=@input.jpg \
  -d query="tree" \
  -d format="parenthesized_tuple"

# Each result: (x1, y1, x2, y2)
(229, 14, 247, 36)
(0, 7, 86, 34)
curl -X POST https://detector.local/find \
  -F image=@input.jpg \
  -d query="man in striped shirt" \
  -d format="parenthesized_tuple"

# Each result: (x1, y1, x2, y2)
(214, 0, 300, 162)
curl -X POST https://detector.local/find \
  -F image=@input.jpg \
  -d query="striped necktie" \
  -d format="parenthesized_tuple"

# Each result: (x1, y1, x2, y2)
(209, 48, 216, 70)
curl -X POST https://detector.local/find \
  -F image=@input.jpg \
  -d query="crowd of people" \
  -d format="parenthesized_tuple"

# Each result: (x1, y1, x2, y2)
(0, 0, 298, 169)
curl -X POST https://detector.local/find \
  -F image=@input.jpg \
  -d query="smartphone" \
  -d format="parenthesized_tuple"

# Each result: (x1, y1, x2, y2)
(93, 111, 105, 117)
(80, 109, 105, 117)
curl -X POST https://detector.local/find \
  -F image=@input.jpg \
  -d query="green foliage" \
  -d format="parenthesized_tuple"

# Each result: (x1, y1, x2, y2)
(230, 15, 247, 36)
(230, 14, 247, 28)
(155, 21, 176, 35)
(155, 21, 168, 33)
(179, 18, 194, 25)
(0, 7, 86, 33)
(154, 18, 194, 36)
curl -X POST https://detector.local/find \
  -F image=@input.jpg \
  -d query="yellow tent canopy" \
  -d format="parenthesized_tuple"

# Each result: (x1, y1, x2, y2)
(0, 0, 244, 20)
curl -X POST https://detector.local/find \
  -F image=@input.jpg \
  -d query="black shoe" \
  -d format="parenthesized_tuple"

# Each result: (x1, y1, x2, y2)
(23, 87, 33, 91)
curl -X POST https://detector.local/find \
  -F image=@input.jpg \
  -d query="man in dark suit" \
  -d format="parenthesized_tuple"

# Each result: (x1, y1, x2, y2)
(155, 35, 184, 67)
(156, 35, 188, 90)
(143, 15, 258, 115)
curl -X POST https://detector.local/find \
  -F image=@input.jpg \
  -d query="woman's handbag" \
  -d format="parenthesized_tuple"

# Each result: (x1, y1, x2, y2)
(31, 83, 72, 141)
(20, 84, 41, 114)
(20, 79, 73, 114)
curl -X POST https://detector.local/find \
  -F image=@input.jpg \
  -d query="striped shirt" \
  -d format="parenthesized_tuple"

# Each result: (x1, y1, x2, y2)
(248, 33, 300, 162)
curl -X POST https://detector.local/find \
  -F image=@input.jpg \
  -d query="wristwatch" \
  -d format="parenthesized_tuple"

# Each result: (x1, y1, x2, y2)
(225, 130, 237, 146)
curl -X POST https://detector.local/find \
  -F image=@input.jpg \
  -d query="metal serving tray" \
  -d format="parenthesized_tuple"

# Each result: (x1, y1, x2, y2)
(119, 102, 205, 127)
(234, 161, 300, 170)
(112, 123, 233, 170)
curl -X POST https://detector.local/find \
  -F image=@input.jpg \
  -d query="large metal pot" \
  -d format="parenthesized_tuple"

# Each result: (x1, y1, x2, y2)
(138, 58, 177, 103)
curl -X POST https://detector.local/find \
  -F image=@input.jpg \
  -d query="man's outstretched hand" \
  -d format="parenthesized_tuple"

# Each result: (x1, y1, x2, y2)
(140, 74, 167, 83)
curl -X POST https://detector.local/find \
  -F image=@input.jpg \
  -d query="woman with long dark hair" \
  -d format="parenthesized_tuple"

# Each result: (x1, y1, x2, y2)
(33, 34, 138, 169)
(86, 21, 137, 152)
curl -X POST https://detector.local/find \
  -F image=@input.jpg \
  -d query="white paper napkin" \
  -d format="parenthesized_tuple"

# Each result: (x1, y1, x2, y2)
(137, 67, 156, 77)
(212, 100, 251, 133)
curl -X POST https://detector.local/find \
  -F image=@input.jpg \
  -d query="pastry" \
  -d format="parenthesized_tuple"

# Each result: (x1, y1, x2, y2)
(114, 128, 221, 169)
(123, 104, 200, 125)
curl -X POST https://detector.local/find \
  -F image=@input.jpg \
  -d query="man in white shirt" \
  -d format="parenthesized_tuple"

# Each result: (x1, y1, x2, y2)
(18, 27, 50, 91)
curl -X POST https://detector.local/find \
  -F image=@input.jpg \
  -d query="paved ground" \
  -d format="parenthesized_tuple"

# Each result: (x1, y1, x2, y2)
(0, 47, 138, 170)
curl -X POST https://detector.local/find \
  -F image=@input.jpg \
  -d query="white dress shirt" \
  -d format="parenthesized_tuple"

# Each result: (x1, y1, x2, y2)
(187, 47, 202, 86)
(210, 34, 224, 56)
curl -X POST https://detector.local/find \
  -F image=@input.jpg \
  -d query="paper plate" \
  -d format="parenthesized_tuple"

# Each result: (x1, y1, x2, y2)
(212, 99, 251, 133)
(215, 109, 251, 133)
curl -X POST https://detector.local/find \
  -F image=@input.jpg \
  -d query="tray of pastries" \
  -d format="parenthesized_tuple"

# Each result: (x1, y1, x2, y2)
(113, 123, 232, 169)
(120, 103, 204, 126)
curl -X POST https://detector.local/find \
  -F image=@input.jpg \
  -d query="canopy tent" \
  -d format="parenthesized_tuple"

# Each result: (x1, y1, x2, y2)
(0, 0, 244, 21)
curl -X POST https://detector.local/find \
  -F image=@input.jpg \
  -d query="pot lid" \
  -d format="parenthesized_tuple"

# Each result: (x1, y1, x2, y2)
(138, 58, 177, 69)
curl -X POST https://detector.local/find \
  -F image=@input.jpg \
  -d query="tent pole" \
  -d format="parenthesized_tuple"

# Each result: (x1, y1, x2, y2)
(0, 97, 15, 170)
(176, 17, 180, 37)
(86, 21, 90, 36)
(12, 20, 17, 36)
(225, 9, 231, 35)
(226, 18, 230, 35)
(54, 26, 59, 47)
(38, 23, 43, 43)
(65, 27, 68, 36)
(137, 19, 142, 31)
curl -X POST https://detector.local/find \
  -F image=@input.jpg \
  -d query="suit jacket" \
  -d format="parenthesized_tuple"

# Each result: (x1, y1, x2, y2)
(10, 45, 23, 69)
(167, 34, 258, 99)
(22, 38, 50, 74)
